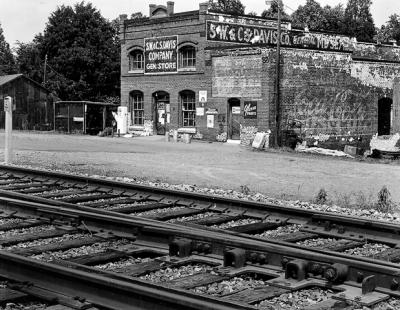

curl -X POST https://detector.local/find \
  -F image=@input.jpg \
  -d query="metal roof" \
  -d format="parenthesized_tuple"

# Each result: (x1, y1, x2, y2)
(0, 74, 23, 87)
(0, 74, 51, 93)
(55, 101, 119, 107)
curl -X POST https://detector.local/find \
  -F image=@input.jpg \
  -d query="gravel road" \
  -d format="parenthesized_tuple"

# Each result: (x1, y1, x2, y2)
(0, 132, 399, 204)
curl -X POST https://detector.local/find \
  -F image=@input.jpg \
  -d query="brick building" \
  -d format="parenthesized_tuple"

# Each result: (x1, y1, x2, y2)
(120, 2, 400, 149)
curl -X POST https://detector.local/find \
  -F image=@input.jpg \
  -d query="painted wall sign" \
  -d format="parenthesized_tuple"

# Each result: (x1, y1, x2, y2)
(144, 35, 178, 74)
(244, 101, 257, 119)
(212, 55, 262, 98)
(206, 21, 351, 51)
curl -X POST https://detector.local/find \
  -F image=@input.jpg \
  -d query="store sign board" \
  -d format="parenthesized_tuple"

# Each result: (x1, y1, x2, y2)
(244, 101, 257, 119)
(144, 35, 178, 74)
(206, 21, 351, 51)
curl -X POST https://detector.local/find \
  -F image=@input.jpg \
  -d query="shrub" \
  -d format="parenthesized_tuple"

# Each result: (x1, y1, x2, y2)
(314, 188, 328, 204)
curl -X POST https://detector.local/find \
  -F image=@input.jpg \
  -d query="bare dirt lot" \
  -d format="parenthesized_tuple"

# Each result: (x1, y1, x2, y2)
(1, 132, 399, 204)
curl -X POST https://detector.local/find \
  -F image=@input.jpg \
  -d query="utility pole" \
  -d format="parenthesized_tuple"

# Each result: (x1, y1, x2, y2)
(274, 0, 282, 147)
(43, 54, 48, 85)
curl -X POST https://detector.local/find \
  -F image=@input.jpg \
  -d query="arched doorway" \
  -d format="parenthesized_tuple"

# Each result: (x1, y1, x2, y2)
(227, 98, 241, 140)
(152, 91, 170, 135)
(378, 98, 392, 136)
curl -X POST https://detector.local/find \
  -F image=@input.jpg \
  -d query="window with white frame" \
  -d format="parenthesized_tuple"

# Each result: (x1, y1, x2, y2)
(129, 91, 144, 125)
(179, 46, 196, 69)
(128, 50, 144, 71)
(180, 91, 196, 127)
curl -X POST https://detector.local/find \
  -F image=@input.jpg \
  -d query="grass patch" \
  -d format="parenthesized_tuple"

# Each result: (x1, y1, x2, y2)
(314, 186, 397, 214)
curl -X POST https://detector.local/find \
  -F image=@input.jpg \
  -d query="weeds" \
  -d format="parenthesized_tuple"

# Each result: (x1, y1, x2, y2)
(375, 186, 393, 213)
(240, 185, 251, 195)
(314, 188, 328, 204)
(320, 186, 396, 214)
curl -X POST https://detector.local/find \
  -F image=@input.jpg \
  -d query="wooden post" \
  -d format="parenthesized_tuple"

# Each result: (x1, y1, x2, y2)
(67, 104, 70, 134)
(4, 96, 13, 163)
(53, 101, 56, 131)
(103, 106, 106, 131)
(82, 103, 85, 134)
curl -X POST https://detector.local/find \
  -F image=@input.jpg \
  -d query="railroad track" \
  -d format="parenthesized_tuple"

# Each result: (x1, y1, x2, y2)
(0, 164, 399, 266)
(0, 196, 400, 309)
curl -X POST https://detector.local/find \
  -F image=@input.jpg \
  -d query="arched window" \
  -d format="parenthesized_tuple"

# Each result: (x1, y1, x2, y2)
(129, 91, 144, 125)
(179, 45, 196, 69)
(180, 90, 196, 127)
(128, 50, 144, 72)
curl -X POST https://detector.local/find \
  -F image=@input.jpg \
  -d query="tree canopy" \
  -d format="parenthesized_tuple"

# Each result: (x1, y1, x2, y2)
(343, 0, 376, 42)
(0, 23, 16, 75)
(376, 14, 400, 43)
(261, 1, 290, 20)
(16, 2, 120, 101)
(208, 0, 245, 15)
(291, 0, 326, 29)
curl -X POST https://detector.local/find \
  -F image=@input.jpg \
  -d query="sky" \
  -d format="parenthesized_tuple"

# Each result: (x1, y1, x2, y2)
(0, 0, 399, 48)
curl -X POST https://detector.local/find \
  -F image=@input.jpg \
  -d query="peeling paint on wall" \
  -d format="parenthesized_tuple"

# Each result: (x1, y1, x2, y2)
(287, 88, 374, 136)
(350, 62, 400, 91)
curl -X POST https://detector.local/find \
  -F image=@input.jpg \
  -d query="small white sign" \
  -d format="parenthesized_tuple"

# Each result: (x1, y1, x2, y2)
(4, 96, 12, 112)
(207, 115, 214, 128)
(196, 107, 204, 116)
(199, 90, 207, 103)
(232, 107, 241, 114)
(73, 117, 84, 122)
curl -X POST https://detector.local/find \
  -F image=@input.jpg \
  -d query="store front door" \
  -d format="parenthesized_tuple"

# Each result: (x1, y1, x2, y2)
(153, 91, 170, 135)
(228, 98, 241, 140)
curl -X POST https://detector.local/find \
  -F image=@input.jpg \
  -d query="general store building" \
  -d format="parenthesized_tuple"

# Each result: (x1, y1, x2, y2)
(120, 2, 400, 149)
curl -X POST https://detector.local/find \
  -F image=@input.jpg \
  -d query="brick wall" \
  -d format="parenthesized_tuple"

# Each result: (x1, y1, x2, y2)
(120, 6, 400, 147)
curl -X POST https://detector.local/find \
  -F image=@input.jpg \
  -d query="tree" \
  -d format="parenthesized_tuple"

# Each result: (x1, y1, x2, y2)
(376, 14, 400, 43)
(35, 2, 120, 101)
(291, 0, 326, 30)
(131, 12, 145, 19)
(261, 1, 290, 20)
(0, 23, 16, 75)
(15, 41, 43, 83)
(320, 4, 346, 34)
(208, 0, 245, 15)
(343, 0, 376, 42)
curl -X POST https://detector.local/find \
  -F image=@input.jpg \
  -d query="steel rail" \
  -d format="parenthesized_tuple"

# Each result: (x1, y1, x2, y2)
(0, 164, 399, 238)
(0, 251, 254, 310)
(1, 195, 400, 295)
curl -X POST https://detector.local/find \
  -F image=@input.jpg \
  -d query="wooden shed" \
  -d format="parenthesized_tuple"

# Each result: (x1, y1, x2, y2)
(54, 101, 118, 134)
(0, 74, 53, 130)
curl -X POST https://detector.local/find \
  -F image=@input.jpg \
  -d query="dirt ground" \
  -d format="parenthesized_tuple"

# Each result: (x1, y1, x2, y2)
(1, 131, 399, 204)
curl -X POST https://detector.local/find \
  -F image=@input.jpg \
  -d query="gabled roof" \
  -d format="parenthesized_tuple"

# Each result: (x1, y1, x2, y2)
(0, 74, 23, 87)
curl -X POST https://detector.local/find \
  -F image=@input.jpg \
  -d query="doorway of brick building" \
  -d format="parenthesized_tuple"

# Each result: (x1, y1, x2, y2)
(378, 98, 392, 136)
(153, 91, 170, 135)
(228, 98, 241, 140)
